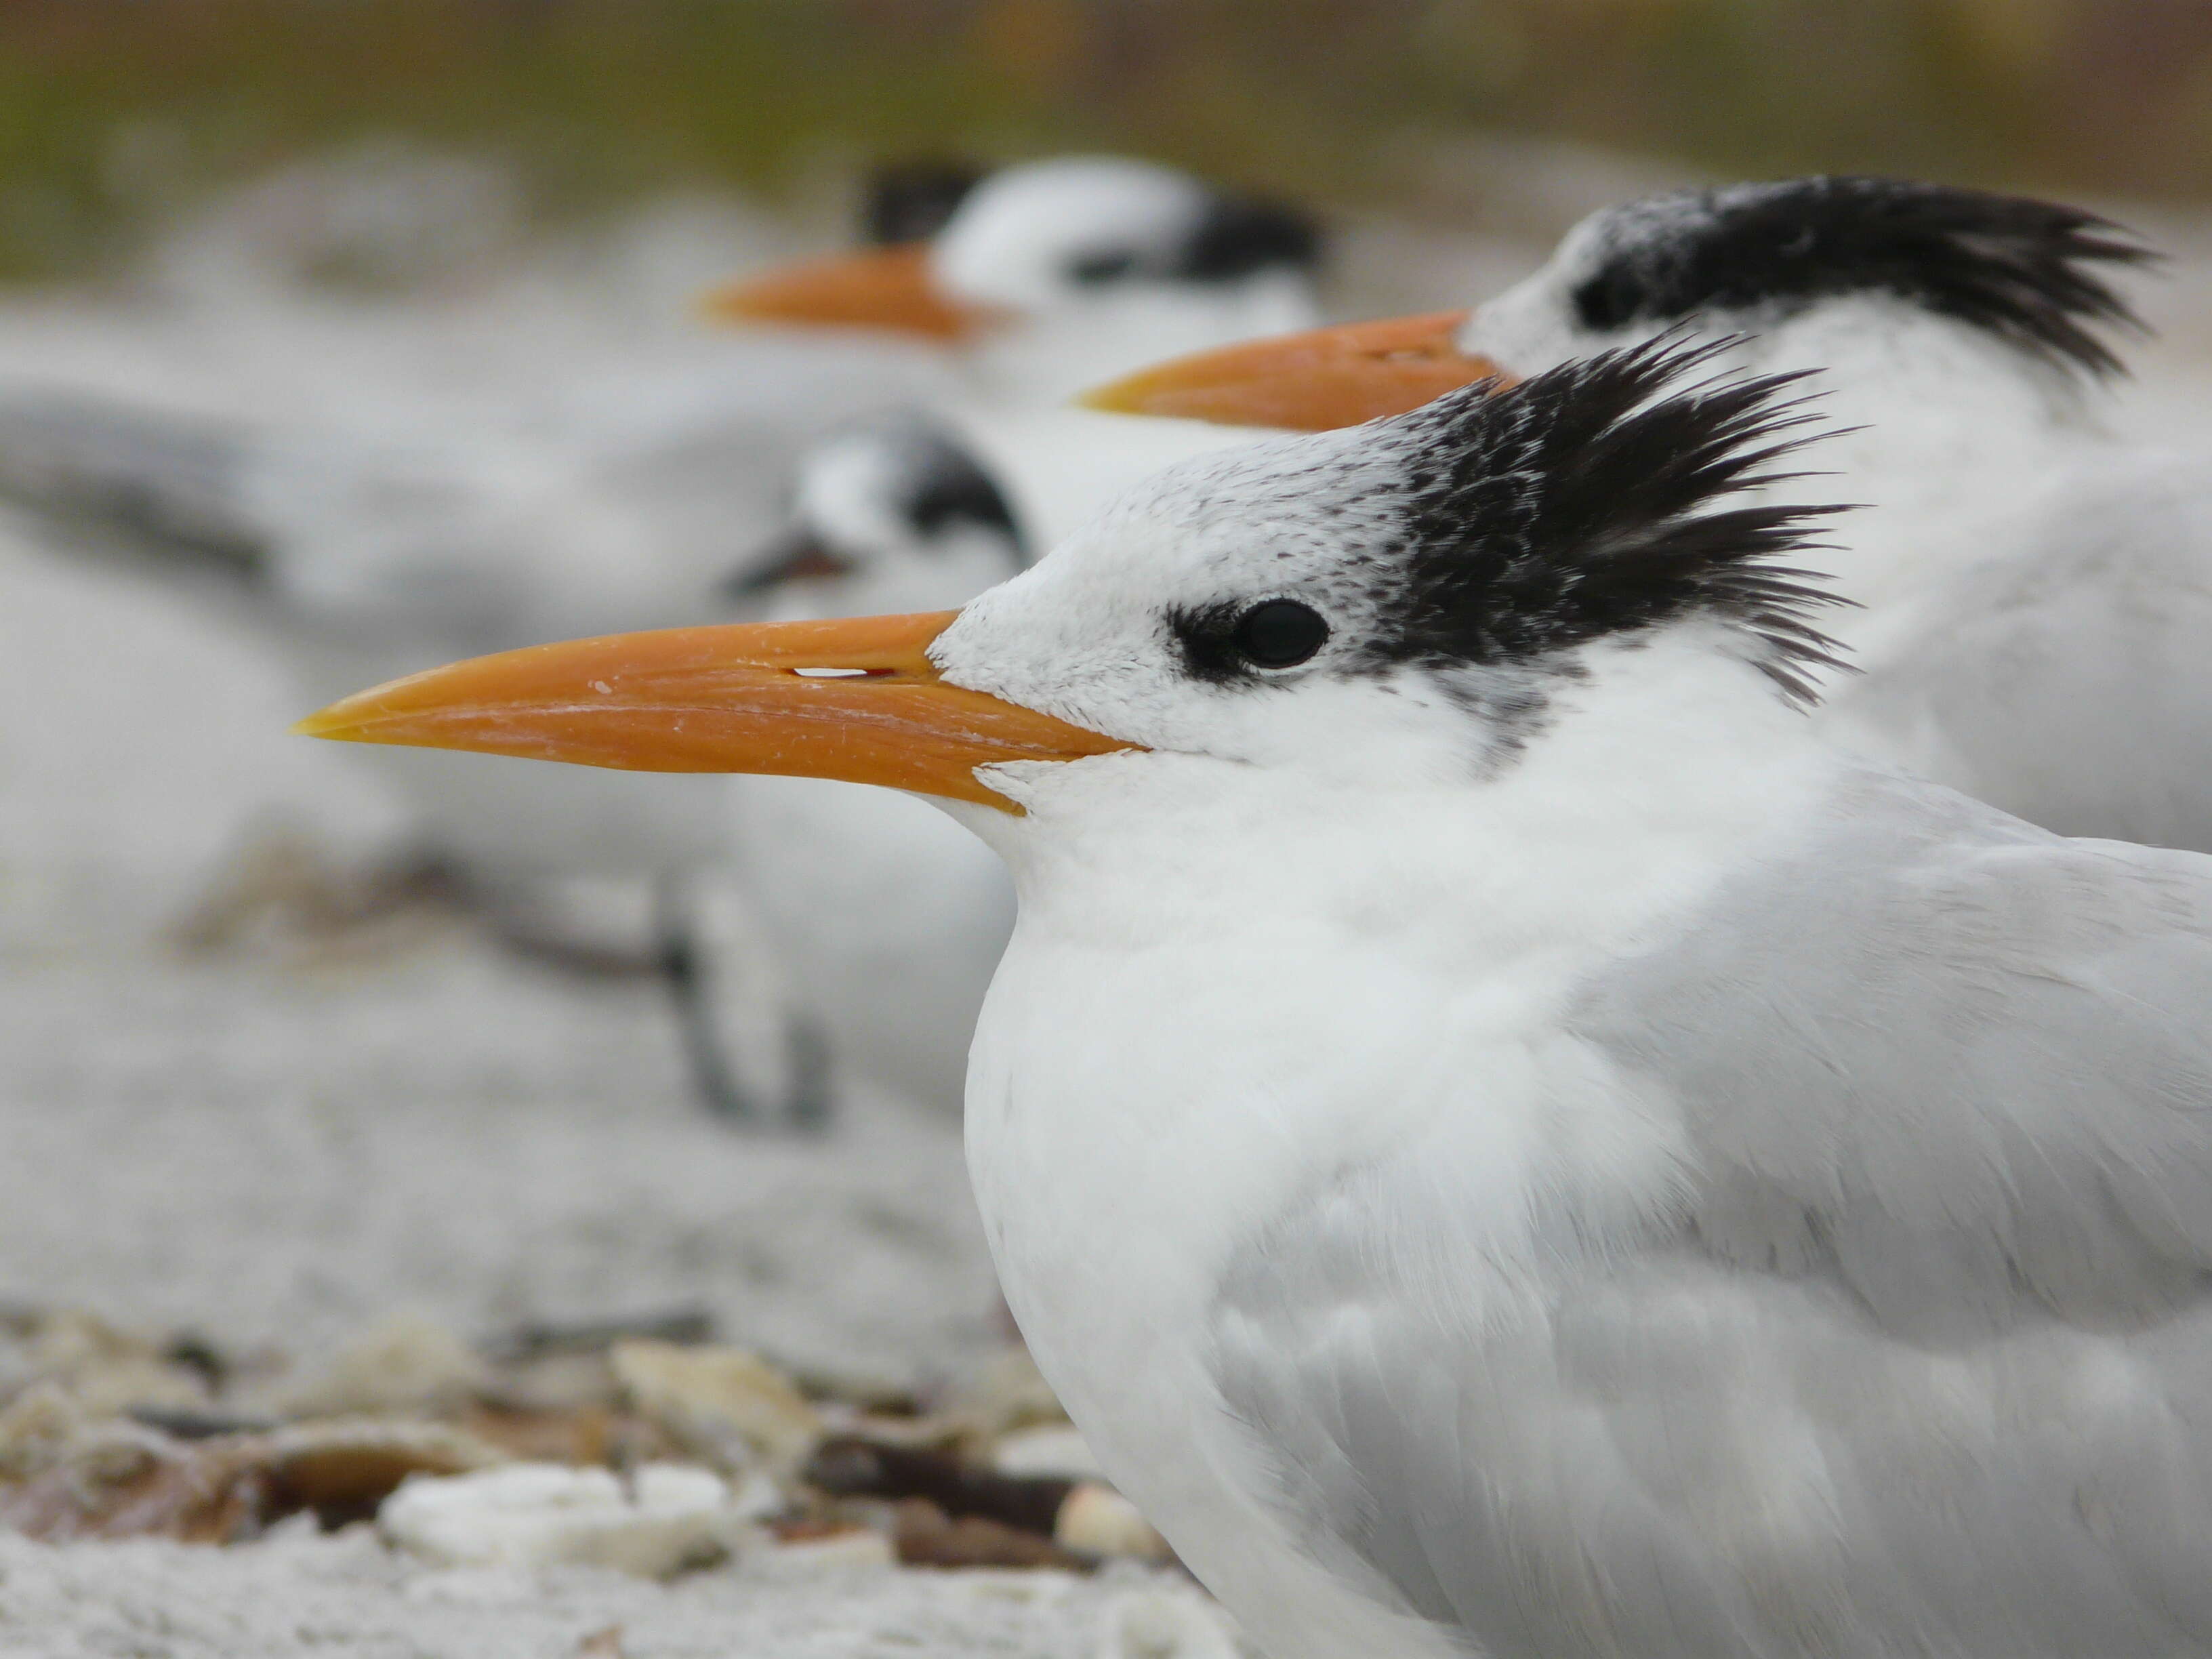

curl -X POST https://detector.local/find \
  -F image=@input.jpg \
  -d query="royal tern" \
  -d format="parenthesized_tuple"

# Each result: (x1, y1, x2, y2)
(731, 411, 1029, 1111)
(710, 153, 1326, 547)
(1085, 177, 2212, 851)
(304, 336, 2212, 1658)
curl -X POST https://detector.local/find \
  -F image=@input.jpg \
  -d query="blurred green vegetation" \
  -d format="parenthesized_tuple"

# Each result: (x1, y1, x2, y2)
(1, 0, 2208, 280)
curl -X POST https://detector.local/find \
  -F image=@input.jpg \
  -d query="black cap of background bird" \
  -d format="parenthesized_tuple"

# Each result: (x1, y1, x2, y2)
(1175, 190, 1324, 282)
(861, 160, 986, 246)
(1063, 185, 1323, 287)
(857, 156, 1320, 281)
(1185, 192, 1318, 281)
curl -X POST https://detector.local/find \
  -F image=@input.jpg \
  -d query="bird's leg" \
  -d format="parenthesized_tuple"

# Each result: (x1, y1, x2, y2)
(653, 873, 836, 1132)
(781, 1007, 835, 1134)
(655, 872, 756, 1122)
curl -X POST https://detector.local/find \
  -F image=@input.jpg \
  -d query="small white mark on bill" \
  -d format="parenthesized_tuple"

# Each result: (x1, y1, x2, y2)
(794, 666, 872, 679)
(590, 680, 613, 695)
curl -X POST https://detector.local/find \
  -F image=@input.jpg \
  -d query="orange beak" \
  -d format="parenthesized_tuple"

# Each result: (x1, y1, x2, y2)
(1079, 310, 1511, 431)
(293, 611, 1134, 814)
(699, 242, 989, 340)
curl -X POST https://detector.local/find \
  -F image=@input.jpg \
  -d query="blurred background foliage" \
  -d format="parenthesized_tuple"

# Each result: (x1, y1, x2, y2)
(1, 0, 2208, 281)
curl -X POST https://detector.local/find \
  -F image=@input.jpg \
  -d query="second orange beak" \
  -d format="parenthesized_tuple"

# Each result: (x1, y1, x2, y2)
(295, 611, 1134, 813)
(701, 242, 988, 341)
(1080, 310, 1510, 431)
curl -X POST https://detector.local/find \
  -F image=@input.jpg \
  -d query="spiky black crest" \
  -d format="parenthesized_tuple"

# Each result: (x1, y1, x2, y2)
(1364, 333, 1849, 705)
(861, 160, 984, 245)
(1572, 177, 2155, 377)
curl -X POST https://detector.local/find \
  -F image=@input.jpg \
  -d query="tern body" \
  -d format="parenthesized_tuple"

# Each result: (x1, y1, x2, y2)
(306, 342, 2212, 1655)
(965, 640, 1844, 1659)
(935, 348, 2212, 1658)
(965, 678, 2212, 1659)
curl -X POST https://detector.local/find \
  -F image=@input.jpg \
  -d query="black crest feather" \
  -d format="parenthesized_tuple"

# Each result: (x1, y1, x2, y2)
(1366, 333, 1851, 705)
(1572, 177, 2156, 377)
(861, 160, 984, 245)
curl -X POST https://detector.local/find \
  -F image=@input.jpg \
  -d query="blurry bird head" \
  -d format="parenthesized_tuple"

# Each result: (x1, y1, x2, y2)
(729, 411, 1029, 619)
(707, 156, 1323, 398)
(1084, 176, 2155, 432)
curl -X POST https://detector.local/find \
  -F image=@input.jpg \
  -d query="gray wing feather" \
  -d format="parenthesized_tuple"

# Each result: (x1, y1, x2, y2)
(1212, 770, 2212, 1657)
(1580, 770, 2212, 1335)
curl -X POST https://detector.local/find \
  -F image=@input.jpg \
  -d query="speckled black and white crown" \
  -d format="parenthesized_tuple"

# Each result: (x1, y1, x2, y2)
(1568, 177, 2154, 377)
(1168, 334, 1849, 705)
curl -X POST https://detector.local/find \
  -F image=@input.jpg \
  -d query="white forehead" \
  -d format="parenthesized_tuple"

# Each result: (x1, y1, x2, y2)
(930, 156, 1209, 310)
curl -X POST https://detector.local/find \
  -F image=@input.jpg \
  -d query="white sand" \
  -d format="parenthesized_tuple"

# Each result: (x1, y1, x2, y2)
(0, 1525, 1215, 1658)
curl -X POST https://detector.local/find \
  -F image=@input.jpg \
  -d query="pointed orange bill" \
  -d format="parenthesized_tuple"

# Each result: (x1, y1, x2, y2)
(699, 242, 987, 340)
(1080, 310, 1510, 431)
(294, 611, 1134, 814)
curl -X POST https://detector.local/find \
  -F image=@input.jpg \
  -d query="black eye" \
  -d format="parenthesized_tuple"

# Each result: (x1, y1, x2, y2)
(1231, 598, 1329, 668)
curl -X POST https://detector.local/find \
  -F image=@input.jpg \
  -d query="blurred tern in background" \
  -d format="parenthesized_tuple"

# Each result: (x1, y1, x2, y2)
(302, 338, 2212, 1659)
(731, 411, 1029, 1112)
(1084, 176, 2212, 854)
(710, 153, 1326, 547)
(0, 163, 984, 1124)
